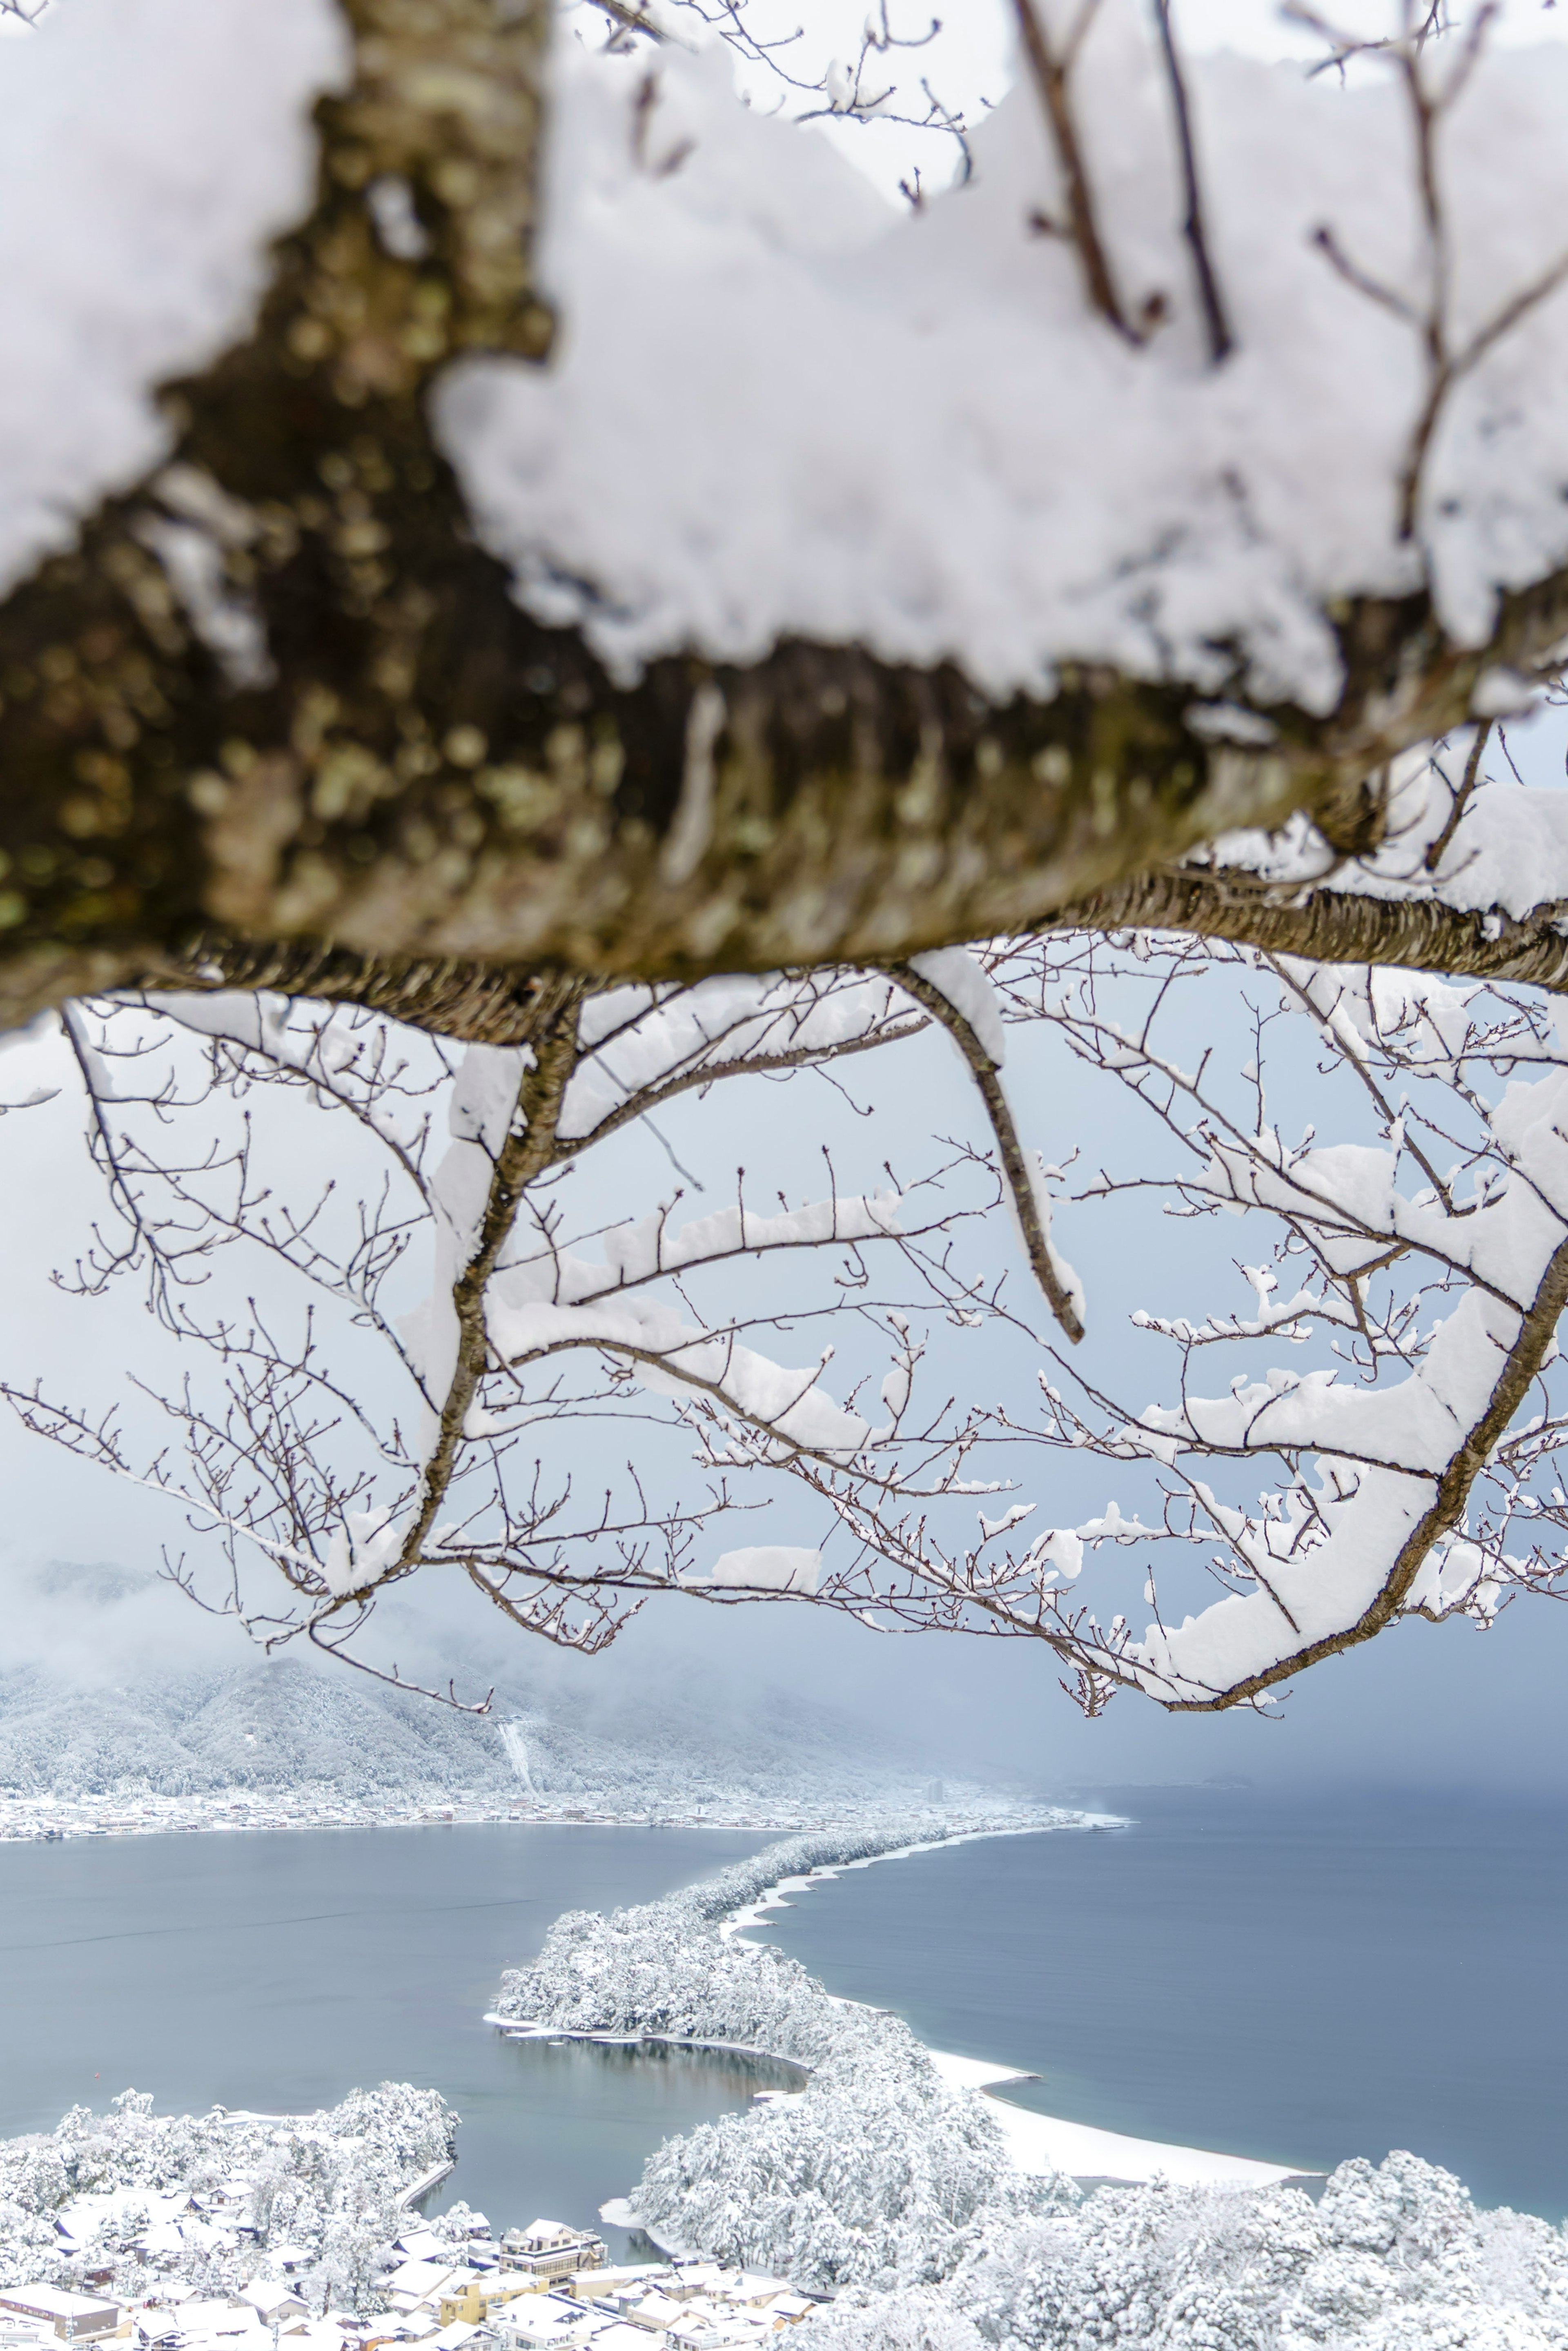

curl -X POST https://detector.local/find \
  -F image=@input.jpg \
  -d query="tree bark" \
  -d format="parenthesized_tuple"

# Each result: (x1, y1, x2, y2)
(5, 0, 1568, 1035)
(1044, 865, 1568, 994)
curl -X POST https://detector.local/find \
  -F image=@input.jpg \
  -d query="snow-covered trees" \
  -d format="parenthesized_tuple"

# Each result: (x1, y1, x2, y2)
(0, 2083, 457, 2313)
(494, 1830, 1078, 2289)
(805, 2157, 1568, 2349)
(10, 0, 1568, 1714)
(495, 1834, 1568, 2334)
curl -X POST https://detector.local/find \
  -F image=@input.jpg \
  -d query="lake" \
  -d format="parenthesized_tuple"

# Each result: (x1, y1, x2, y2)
(2, 1793, 1563, 2237)
(0, 1822, 781, 2248)
(750, 1789, 1568, 2220)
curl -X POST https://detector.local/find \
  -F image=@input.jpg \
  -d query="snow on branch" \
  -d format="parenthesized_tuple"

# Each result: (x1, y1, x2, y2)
(443, 0, 1568, 712)
(18, 896, 1568, 1715)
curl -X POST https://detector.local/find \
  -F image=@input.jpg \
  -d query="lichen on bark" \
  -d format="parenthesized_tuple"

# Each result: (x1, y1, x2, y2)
(1, 0, 1567, 1036)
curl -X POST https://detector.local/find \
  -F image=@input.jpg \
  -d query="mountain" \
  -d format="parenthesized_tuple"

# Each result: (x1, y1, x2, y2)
(0, 1564, 978, 1818)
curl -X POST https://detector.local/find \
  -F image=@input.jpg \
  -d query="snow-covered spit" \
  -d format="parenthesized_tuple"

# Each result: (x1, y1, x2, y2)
(492, 1832, 1568, 2345)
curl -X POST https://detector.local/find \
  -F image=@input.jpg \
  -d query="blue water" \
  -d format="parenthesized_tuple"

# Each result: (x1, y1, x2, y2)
(0, 1823, 783, 2247)
(2, 1795, 1562, 2234)
(748, 1790, 1568, 2221)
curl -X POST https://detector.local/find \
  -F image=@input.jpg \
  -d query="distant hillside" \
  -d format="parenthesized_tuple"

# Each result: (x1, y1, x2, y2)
(0, 1565, 960, 1815)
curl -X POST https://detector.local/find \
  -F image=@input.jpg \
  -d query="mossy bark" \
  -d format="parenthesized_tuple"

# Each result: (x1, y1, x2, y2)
(2, 0, 1567, 1036)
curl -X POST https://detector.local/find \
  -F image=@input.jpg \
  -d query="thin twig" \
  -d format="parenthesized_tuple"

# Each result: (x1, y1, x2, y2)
(1150, 0, 1233, 363)
(889, 962, 1085, 1342)
(1011, 0, 1140, 343)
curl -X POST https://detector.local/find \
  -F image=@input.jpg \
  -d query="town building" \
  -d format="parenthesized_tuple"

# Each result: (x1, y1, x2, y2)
(497, 2229, 605, 2288)
(0, 2292, 124, 2342)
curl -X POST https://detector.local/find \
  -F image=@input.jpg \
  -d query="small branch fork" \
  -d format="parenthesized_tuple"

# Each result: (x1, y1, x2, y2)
(1012, 0, 1233, 362)
(1296, 0, 1568, 542)
(1012, 0, 1142, 343)
(887, 962, 1085, 1344)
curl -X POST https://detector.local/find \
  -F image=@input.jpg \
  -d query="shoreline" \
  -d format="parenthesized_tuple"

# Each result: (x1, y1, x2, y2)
(0, 1789, 1076, 1845)
(724, 1825, 1317, 2185)
(547, 1821, 1318, 2204)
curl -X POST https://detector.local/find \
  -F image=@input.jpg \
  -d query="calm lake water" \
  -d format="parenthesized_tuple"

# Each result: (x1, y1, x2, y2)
(0, 1823, 780, 2247)
(751, 1790, 1568, 2221)
(2, 1794, 1562, 2237)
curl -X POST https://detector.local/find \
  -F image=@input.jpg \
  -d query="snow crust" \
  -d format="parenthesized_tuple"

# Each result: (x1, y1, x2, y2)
(1215, 736, 1568, 921)
(908, 955, 1008, 1071)
(440, 11, 1568, 707)
(697, 1546, 822, 1595)
(0, 0, 347, 599)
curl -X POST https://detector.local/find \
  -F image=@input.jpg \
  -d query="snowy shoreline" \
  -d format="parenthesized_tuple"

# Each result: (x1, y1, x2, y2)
(0, 1790, 1063, 1844)
(712, 1834, 1314, 2192)
(487, 1823, 1568, 2345)
(496, 1820, 1309, 2200)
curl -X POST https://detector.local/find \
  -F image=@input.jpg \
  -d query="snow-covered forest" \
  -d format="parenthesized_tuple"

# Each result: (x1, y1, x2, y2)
(496, 1834, 1568, 2342)
(0, 1582, 987, 1823)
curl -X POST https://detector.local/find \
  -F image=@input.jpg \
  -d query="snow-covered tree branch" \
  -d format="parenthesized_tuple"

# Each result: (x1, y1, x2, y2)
(11, 0, 1568, 1716)
(5, 0, 1568, 1026)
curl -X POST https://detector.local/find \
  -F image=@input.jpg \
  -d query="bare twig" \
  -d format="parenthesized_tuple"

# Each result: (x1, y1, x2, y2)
(888, 961, 1086, 1342)
(1011, 0, 1140, 343)
(1150, 0, 1233, 363)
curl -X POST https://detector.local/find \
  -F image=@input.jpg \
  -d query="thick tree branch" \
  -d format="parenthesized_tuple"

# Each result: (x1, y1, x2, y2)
(4, 0, 1568, 1037)
(396, 973, 585, 1573)
(1045, 864, 1568, 994)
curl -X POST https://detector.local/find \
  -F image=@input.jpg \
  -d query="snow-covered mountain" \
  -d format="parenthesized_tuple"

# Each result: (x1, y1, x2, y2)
(0, 1564, 973, 1821)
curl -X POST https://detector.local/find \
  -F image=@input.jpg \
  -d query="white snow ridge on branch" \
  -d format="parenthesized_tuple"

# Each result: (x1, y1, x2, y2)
(445, 0, 1568, 705)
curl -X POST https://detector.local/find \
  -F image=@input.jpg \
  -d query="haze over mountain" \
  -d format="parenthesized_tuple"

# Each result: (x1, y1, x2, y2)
(0, 1561, 968, 1814)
